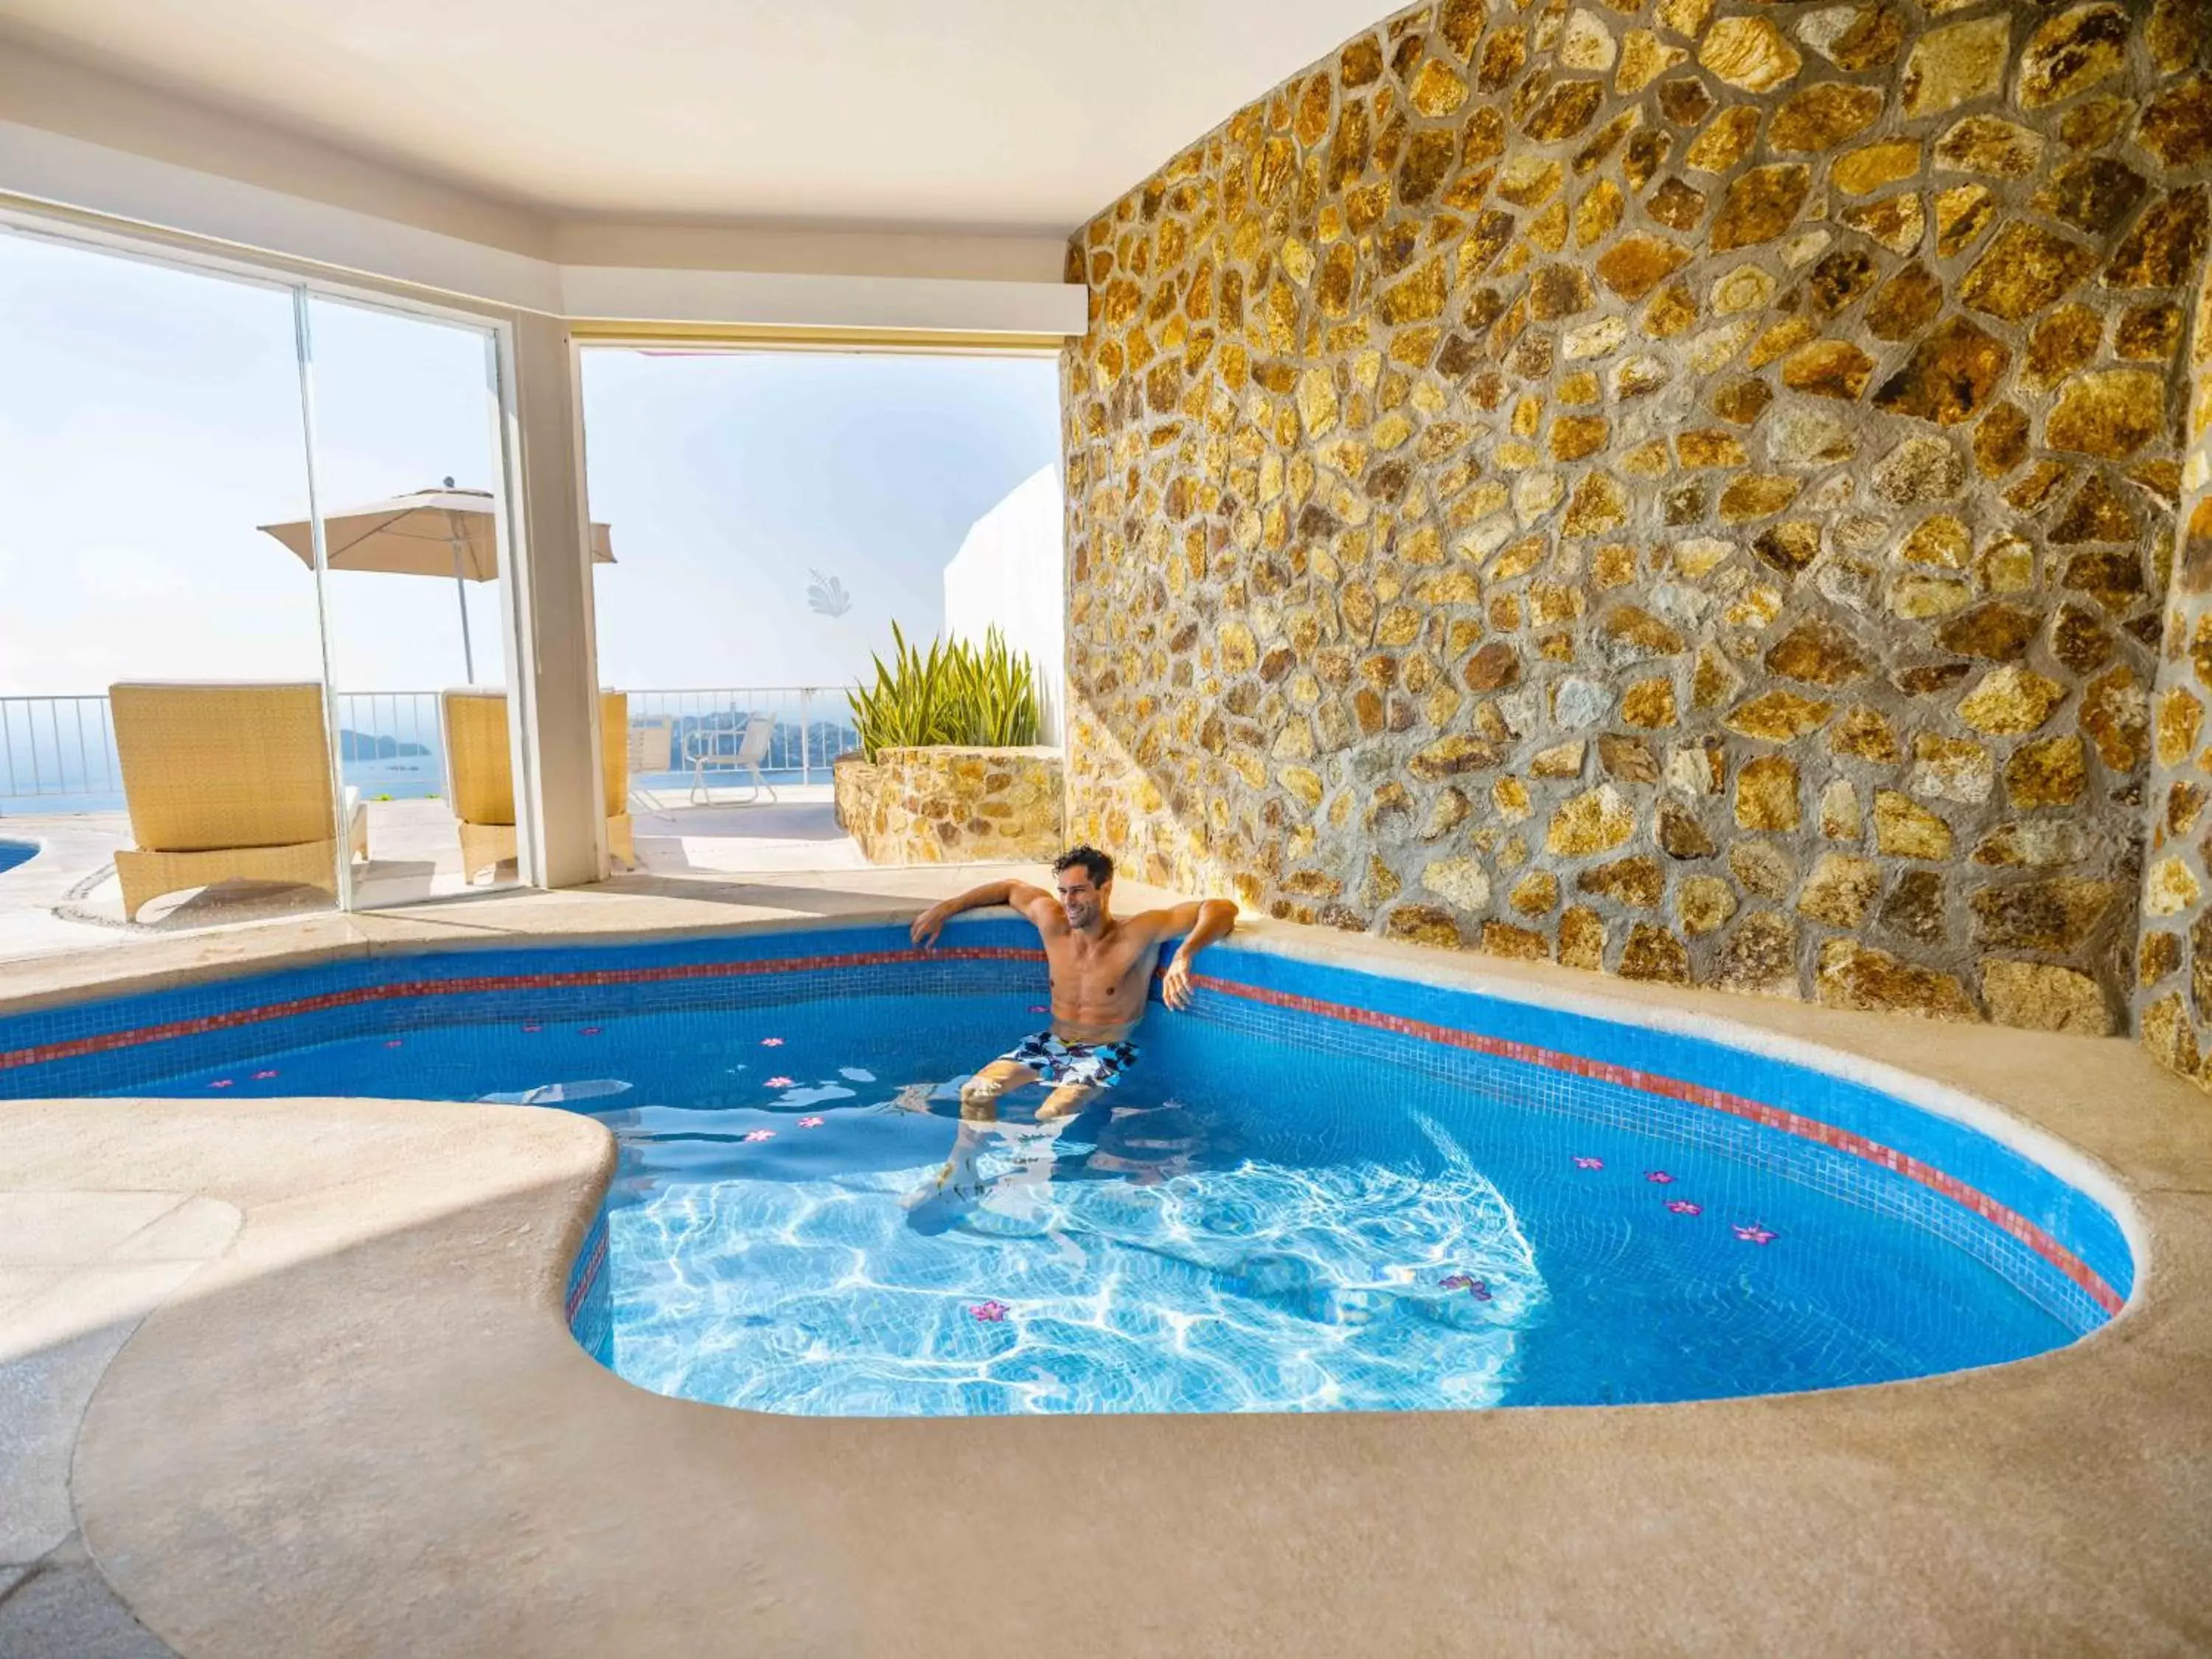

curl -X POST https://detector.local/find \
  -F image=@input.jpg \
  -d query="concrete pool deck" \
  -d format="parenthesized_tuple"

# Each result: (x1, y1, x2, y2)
(2, 868, 2210, 1656)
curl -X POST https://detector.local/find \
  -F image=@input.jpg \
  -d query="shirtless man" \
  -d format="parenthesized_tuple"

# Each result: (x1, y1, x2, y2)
(902, 846, 1237, 1217)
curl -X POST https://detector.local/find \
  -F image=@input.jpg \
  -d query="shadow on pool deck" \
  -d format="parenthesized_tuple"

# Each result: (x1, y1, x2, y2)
(0, 1190, 238, 1658)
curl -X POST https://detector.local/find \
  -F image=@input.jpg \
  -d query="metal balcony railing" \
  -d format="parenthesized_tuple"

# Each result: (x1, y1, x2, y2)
(0, 686, 863, 812)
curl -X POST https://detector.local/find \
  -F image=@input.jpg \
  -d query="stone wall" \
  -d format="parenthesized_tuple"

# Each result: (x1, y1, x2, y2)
(832, 751, 873, 832)
(2138, 253, 2212, 1077)
(842, 747, 1064, 865)
(1062, 0, 2211, 1033)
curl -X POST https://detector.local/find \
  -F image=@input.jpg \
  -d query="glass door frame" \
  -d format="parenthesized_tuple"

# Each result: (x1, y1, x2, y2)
(566, 327, 1071, 780)
(0, 201, 547, 905)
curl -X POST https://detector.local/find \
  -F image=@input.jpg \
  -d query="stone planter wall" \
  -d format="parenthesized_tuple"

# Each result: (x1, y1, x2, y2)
(831, 751, 874, 832)
(1061, 0, 2212, 1043)
(841, 746, 1064, 864)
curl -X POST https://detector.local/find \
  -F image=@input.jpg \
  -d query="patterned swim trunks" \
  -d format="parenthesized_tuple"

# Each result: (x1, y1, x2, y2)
(996, 1030, 1139, 1091)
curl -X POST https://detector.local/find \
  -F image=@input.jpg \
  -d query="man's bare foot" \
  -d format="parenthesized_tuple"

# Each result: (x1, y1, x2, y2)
(901, 1122, 991, 1226)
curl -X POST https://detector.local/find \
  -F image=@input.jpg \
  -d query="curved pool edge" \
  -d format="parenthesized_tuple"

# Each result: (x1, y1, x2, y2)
(0, 901, 2157, 1353)
(21, 1082, 2212, 1659)
(0, 884, 2161, 1259)
(2, 886, 2207, 1652)
(535, 917, 2146, 1385)
(1219, 922, 2154, 1319)
(0, 905, 2143, 1357)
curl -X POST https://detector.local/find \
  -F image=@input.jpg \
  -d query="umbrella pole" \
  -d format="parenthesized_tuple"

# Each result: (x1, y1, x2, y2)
(450, 526, 476, 685)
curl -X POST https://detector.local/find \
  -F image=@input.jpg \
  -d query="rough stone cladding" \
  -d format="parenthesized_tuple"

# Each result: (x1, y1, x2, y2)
(846, 746, 1064, 865)
(1062, 0, 2212, 1035)
(2138, 243, 2212, 1077)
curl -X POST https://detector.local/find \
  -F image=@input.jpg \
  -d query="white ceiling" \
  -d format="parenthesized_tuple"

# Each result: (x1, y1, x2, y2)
(0, 0, 1392, 233)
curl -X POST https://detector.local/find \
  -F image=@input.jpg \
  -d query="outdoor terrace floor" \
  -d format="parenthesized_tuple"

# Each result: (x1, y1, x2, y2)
(0, 873, 2208, 1655)
(0, 787, 865, 963)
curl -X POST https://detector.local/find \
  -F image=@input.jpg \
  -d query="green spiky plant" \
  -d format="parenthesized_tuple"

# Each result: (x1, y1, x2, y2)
(951, 625, 1041, 748)
(847, 622, 962, 762)
(848, 623, 1040, 761)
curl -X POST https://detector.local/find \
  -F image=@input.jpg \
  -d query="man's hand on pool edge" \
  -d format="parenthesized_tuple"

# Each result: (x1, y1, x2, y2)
(1158, 898, 1238, 1012)
(911, 880, 1053, 950)
(1162, 955, 1194, 1011)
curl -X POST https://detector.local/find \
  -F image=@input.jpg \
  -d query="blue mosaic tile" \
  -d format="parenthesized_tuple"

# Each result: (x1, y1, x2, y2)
(0, 917, 2129, 1338)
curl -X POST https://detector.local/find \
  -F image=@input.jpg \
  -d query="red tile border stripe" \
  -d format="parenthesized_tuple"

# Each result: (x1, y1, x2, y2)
(565, 1220, 608, 1324)
(1185, 970, 2125, 1319)
(1, 942, 2122, 1318)
(0, 947, 1046, 1073)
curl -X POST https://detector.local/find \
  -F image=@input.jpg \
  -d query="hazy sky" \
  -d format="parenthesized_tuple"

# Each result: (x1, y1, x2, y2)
(581, 349, 1061, 692)
(0, 227, 1062, 700)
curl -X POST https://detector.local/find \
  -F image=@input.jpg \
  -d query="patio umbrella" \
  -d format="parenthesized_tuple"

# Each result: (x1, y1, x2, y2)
(258, 481, 615, 684)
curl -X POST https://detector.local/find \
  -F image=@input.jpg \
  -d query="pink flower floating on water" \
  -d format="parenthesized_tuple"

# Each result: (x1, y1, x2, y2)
(1572, 1155, 1604, 1170)
(209, 1079, 234, 1089)
(970, 1300, 1012, 1323)
(384, 1040, 403, 1049)
(760, 1037, 785, 1047)
(1666, 1200, 1703, 1216)
(1028, 1005, 1051, 1014)
(1644, 1170, 1674, 1184)
(252, 1069, 279, 1080)
(799, 1116, 825, 1129)
(742, 1129, 776, 1143)
(1733, 1223, 1778, 1245)
(521, 1023, 543, 1034)
(1440, 1273, 1493, 1301)
(580, 1027, 602, 1037)
(765, 1076, 795, 1088)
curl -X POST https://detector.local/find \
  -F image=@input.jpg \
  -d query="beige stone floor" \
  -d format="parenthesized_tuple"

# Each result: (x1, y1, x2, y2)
(1, 874, 2210, 1656)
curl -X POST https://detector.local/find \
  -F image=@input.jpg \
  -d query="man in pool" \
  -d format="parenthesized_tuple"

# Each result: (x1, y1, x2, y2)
(901, 846, 1238, 1217)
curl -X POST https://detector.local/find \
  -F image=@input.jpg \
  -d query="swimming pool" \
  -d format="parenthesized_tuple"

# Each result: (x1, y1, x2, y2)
(0, 921, 2132, 1415)
(0, 840, 35, 877)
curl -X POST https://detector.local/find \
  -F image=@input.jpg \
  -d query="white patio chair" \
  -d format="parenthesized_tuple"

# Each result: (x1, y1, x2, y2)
(686, 710, 779, 806)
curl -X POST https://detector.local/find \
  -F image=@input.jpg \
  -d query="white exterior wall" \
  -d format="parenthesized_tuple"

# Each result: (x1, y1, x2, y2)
(942, 465, 1065, 745)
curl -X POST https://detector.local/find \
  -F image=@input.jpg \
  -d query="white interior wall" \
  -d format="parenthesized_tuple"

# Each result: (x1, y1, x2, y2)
(942, 465, 1066, 745)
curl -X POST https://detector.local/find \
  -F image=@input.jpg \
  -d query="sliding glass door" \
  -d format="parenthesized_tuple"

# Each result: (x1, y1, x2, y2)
(0, 217, 532, 961)
(298, 294, 524, 909)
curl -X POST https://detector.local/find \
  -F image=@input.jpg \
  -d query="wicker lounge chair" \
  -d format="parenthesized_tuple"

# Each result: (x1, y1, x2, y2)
(108, 681, 367, 922)
(625, 717, 674, 814)
(443, 689, 634, 882)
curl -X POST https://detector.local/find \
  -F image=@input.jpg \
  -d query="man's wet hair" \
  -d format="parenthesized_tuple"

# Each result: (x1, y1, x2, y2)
(1052, 846, 1115, 887)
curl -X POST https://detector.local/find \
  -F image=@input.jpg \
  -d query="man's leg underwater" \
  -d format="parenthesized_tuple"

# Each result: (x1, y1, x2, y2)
(901, 1059, 1040, 1220)
(1036, 1081, 1103, 1121)
(964, 1082, 1101, 1227)
(959, 1059, 1040, 1123)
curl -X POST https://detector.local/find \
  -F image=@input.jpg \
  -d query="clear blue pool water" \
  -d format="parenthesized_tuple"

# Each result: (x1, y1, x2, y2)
(98, 979, 2090, 1416)
(0, 841, 35, 877)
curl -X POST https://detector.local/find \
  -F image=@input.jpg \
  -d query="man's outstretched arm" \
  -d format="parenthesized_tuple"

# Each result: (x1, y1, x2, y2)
(1156, 898, 1239, 1009)
(911, 879, 1053, 948)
